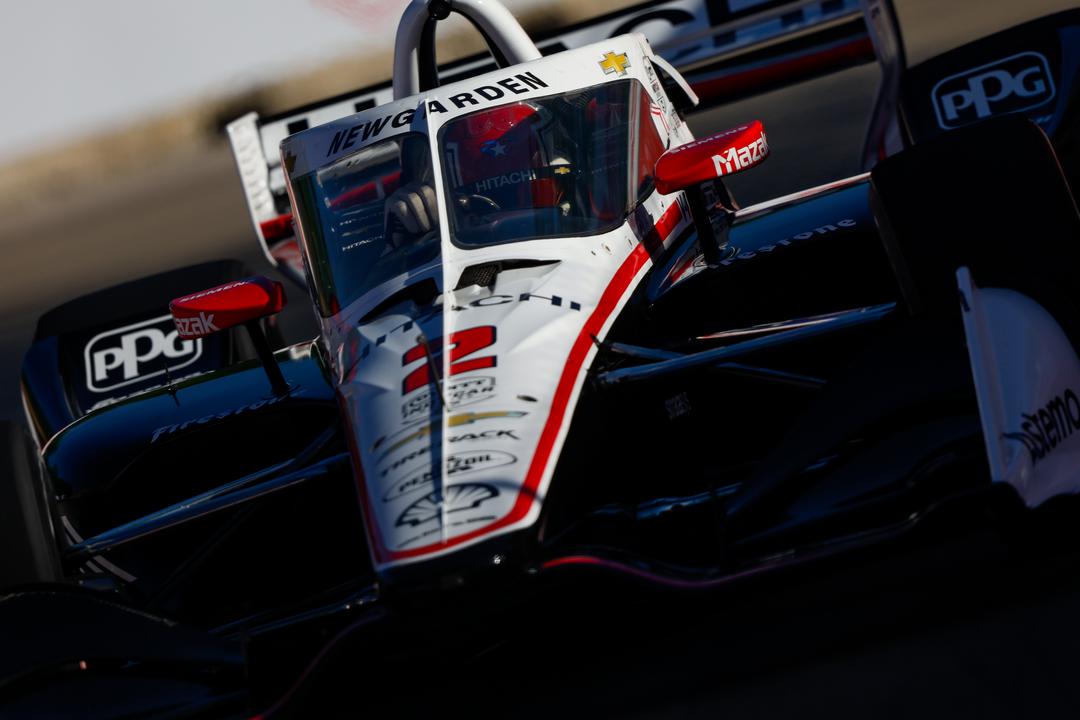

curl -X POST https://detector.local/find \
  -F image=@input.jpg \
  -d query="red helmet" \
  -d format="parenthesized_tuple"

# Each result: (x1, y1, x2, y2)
(442, 103, 563, 211)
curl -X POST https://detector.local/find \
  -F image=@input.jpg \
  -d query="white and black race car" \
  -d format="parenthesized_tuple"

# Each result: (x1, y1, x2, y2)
(3, 0, 1079, 716)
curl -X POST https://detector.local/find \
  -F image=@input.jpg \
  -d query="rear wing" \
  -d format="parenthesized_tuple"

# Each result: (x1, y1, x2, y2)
(228, 0, 873, 284)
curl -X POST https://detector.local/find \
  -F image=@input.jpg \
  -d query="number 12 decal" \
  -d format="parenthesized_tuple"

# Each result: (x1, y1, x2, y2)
(401, 326, 496, 394)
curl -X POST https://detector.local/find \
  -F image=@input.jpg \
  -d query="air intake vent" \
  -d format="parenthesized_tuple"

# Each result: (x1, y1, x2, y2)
(456, 263, 501, 290)
(454, 259, 559, 291)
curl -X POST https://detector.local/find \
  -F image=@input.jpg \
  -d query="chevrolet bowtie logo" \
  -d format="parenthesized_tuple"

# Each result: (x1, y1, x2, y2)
(599, 51, 630, 76)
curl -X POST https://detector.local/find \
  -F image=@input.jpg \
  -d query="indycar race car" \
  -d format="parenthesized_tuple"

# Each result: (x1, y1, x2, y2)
(3, 0, 1080, 717)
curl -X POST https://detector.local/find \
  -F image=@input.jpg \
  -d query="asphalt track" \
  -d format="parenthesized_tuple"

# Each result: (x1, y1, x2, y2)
(3, 1, 1080, 716)
(322, 509, 1080, 719)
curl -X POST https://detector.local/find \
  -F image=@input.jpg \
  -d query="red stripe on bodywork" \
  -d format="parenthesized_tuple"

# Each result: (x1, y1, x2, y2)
(375, 202, 684, 563)
(689, 38, 873, 102)
(641, 199, 684, 257)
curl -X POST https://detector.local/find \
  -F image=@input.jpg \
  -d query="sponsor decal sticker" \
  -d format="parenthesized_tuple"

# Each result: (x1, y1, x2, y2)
(174, 281, 248, 303)
(474, 169, 537, 193)
(712, 130, 768, 177)
(932, 52, 1055, 130)
(396, 483, 500, 527)
(719, 218, 857, 263)
(383, 450, 518, 502)
(379, 408, 526, 453)
(173, 312, 220, 339)
(1003, 388, 1080, 466)
(599, 51, 631, 76)
(449, 429, 520, 443)
(84, 315, 203, 394)
(401, 376, 499, 420)
(401, 377, 496, 423)
(450, 293, 582, 313)
(650, 100, 670, 134)
(380, 445, 431, 477)
(384, 470, 436, 503)
(150, 391, 295, 443)
(325, 72, 549, 158)
(378, 434, 518, 479)
(447, 450, 516, 475)
(671, 216, 858, 283)
(446, 376, 497, 406)
(377, 412, 523, 459)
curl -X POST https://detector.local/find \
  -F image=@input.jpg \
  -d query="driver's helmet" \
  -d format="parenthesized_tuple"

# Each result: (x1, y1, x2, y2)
(442, 103, 569, 214)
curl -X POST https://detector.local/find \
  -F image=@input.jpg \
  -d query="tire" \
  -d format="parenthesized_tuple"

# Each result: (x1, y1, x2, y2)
(0, 421, 62, 589)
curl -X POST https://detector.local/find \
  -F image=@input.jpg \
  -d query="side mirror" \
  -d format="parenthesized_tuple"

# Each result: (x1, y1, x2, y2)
(654, 120, 768, 194)
(654, 121, 768, 265)
(170, 276, 289, 395)
(170, 276, 285, 338)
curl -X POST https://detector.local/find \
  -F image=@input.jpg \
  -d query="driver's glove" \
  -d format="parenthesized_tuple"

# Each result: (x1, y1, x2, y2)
(385, 182, 439, 236)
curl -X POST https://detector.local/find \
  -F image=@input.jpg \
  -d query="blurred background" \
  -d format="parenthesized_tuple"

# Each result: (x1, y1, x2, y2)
(0, 0, 1073, 420)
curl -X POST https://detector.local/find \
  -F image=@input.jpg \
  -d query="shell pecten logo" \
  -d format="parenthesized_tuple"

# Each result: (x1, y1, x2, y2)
(599, 51, 630, 76)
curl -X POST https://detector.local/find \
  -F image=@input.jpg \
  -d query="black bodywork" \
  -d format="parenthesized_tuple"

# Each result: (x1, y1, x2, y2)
(898, 9, 1080, 193)
(31, 173, 896, 604)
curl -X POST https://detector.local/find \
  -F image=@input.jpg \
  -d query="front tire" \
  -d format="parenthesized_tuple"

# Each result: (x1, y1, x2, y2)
(0, 421, 62, 589)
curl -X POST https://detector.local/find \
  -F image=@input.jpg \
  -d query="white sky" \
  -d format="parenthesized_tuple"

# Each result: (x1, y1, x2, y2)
(0, 0, 540, 164)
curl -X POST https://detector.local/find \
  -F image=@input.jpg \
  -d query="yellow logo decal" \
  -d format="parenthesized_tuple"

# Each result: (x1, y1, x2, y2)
(599, 51, 631, 77)
(372, 410, 528, 457)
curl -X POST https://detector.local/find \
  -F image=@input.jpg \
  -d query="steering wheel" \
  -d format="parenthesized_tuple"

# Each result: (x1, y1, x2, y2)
(456, 193, 501, 214)
(452, 193, 501, 230)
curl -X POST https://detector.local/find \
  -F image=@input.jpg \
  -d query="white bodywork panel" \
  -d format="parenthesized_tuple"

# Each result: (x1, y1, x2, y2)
(284, 35, 695, 569)
(958, 267, 1080, 507)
